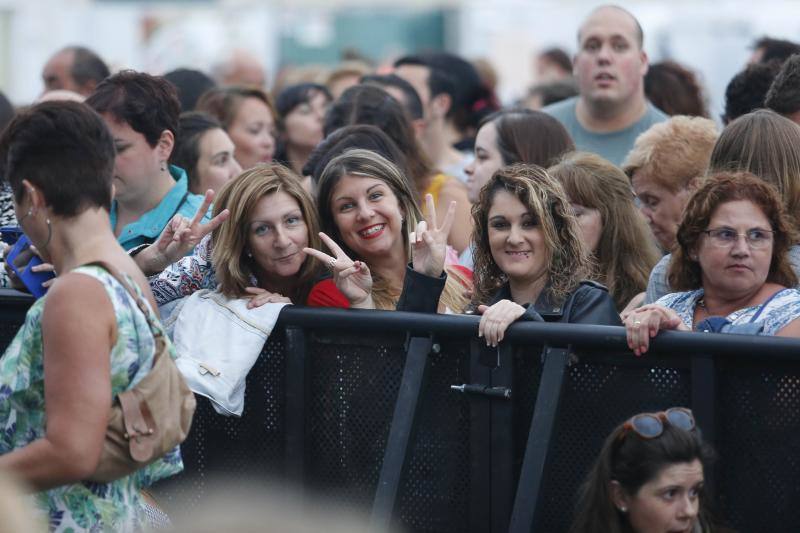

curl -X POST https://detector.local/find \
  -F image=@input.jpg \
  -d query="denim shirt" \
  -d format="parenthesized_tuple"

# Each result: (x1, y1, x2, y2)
(110, 165, 209, 250)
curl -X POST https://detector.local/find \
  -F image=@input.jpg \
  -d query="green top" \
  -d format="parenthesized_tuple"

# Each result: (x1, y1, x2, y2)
(0, 265, 183, 532)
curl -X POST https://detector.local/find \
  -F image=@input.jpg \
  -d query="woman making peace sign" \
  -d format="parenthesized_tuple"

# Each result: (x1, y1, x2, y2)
(306, 149, 471, 313)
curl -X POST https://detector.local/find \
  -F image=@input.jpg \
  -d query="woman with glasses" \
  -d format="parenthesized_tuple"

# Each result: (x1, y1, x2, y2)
(570, 408, 717, 533)
(624, 172, 800, 356)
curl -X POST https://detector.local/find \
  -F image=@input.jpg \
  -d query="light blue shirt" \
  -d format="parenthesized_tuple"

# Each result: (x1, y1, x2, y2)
(110, 165, 209, 251)
(542, 96, 667, 166)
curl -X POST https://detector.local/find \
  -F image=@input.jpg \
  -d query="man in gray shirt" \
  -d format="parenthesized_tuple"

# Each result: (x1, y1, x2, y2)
(543, 5, 667, 166)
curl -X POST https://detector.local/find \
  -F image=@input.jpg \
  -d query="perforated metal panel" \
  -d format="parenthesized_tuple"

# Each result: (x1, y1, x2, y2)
(155, 335, 287, 510)
(536, 357, 691, 532)
(716, 359, 800, 532)
(305, 331, 404, 510)
(395, 339, 472, 533)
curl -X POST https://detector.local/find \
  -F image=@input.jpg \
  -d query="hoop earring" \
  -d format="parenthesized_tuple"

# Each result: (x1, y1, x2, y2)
(40, 218, 53, 252)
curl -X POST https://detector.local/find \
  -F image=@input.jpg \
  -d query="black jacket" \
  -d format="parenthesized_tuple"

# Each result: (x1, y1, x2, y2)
(488, 280, 621, 326)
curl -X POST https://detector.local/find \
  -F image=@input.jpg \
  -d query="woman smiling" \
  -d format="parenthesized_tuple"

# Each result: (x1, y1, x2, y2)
(471, 164, 620, 347)
(306, 149, 470, 313)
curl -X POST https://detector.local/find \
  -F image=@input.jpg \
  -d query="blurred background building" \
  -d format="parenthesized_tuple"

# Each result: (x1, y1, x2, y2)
(0, 0, 799, 121)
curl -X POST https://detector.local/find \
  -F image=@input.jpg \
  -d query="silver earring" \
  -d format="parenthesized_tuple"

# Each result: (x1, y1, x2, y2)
(619, 506, 627, 513)
(160, 162, 167, 172)
(246, 251, 252, 258)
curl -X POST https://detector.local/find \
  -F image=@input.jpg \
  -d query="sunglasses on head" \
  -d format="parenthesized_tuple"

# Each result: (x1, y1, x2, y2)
(619, 407, 696, 440)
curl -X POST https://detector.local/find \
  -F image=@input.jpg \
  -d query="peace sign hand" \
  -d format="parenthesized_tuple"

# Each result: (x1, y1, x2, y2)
(304, 232, 375, 309)
(136, 189, 230, 275)
(411, 194, 456, 278)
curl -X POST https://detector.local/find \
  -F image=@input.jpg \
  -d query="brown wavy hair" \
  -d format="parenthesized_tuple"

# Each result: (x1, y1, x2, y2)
(316, 148, 469, 312)
(471, 163, 590, 306)
(550, 152, 661, 310)
(668, 171, 799, 291)
(211, 163, 322, 302)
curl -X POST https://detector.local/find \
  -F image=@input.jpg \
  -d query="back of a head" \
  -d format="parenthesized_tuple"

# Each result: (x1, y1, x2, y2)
(0, 90, 13, 135)
(0, 101, 114, 216)
(68, 45, 110, 88)
(304, 124, 408, 186)
(164, 68, 217, 112)
(623, 115, 719, 192)
(723, 61, 782, 124)
(570, 414, 713, 533)
(765, 53, 800, 118)
(423, 51, 495, 134)
(710, 109, 800, 222)
(753, 36, 800, 64)
(528, 79, 579, 108)
(489, 108, 575, 168)
(360, 74, 424, 121)
(86, 70, 181, 147)
(645, 61, 708, 117)
(324, 84, 430, 182)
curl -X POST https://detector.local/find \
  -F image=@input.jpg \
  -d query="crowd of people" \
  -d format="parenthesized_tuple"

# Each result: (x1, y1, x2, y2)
(1, 3, 800, 531)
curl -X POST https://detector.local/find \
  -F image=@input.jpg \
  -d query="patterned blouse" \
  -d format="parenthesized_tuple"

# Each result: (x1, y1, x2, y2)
(149, 234, 257, 307)
(0, 265, 183, 532)
(656, 288, 800, 335)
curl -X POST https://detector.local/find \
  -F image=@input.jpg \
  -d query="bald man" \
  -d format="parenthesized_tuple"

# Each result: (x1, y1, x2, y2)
(543, 5, 666, 165)
(41, 46, 109, 97)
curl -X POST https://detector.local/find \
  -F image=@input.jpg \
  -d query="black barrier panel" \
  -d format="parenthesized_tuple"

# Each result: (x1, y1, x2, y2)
(4, 295, 800, 532)
(394, 338, 472, 533)
(305, 330, 404, 509)
(715, 358, 800, 530)
(535, 357, 692, 532)
(155, 334, 288, 512)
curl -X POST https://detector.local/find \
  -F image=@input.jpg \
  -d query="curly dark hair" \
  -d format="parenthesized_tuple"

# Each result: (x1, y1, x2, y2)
(471, 163, 590, 305)
(668, 171, 799, 291)
(765, 53, 800, 117)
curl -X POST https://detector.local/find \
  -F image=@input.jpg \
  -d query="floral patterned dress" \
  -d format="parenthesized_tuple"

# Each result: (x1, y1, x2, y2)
(0, 265, 183, 532)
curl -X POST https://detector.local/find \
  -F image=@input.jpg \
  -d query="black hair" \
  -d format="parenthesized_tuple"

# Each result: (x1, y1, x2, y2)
(528, 79, 579, 108)
(86, 70, 181, 147)
(361, 74, 424, 120)
(0, 90, 14, 134)
(303, 124, 408, 185)
(0, 101, 114, 216)
(765, 53, 800, 116)
(275, 83, 332, 122)
(539, 47, 573, 73)
(753, 36, 800, 64)
(163, 68, 217, 112)
(394, 54, 457, 104)
(68, 46, 110, 87)
(722, 61, 782, 124)
(170, 111, 223, 188)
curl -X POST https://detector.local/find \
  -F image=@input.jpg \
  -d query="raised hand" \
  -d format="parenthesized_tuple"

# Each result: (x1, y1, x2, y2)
(136, 189, 230, 275)
(303, 232, 374, 308)
(411, 194, 456, 278)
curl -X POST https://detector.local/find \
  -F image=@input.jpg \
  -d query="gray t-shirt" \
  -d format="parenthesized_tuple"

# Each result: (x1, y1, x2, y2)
(543, 96, 668, 166)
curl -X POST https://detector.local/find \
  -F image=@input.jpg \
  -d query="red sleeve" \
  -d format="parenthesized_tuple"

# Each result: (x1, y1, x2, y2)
(306, 279, 351, 308)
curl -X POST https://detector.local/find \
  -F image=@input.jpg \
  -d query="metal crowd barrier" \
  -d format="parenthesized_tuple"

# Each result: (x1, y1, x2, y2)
(1, 290, 799, 532)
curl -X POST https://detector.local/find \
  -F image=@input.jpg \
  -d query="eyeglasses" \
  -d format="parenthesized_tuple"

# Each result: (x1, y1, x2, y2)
(701, 227, 774, 249)
(620, 407, 696, 440)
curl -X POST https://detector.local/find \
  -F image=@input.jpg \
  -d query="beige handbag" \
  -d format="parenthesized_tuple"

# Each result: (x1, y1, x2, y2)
(85, 261, 196, 483)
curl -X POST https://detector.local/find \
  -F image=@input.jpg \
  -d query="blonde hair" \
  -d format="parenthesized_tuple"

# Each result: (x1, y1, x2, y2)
(471, 164, 591, 305)
(211, 163, 322, 302)
(622, 115, 718, 192)
(550, 152, 661, 310)
(317, 148, 469, 311)
(708, 109, 800, 230)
